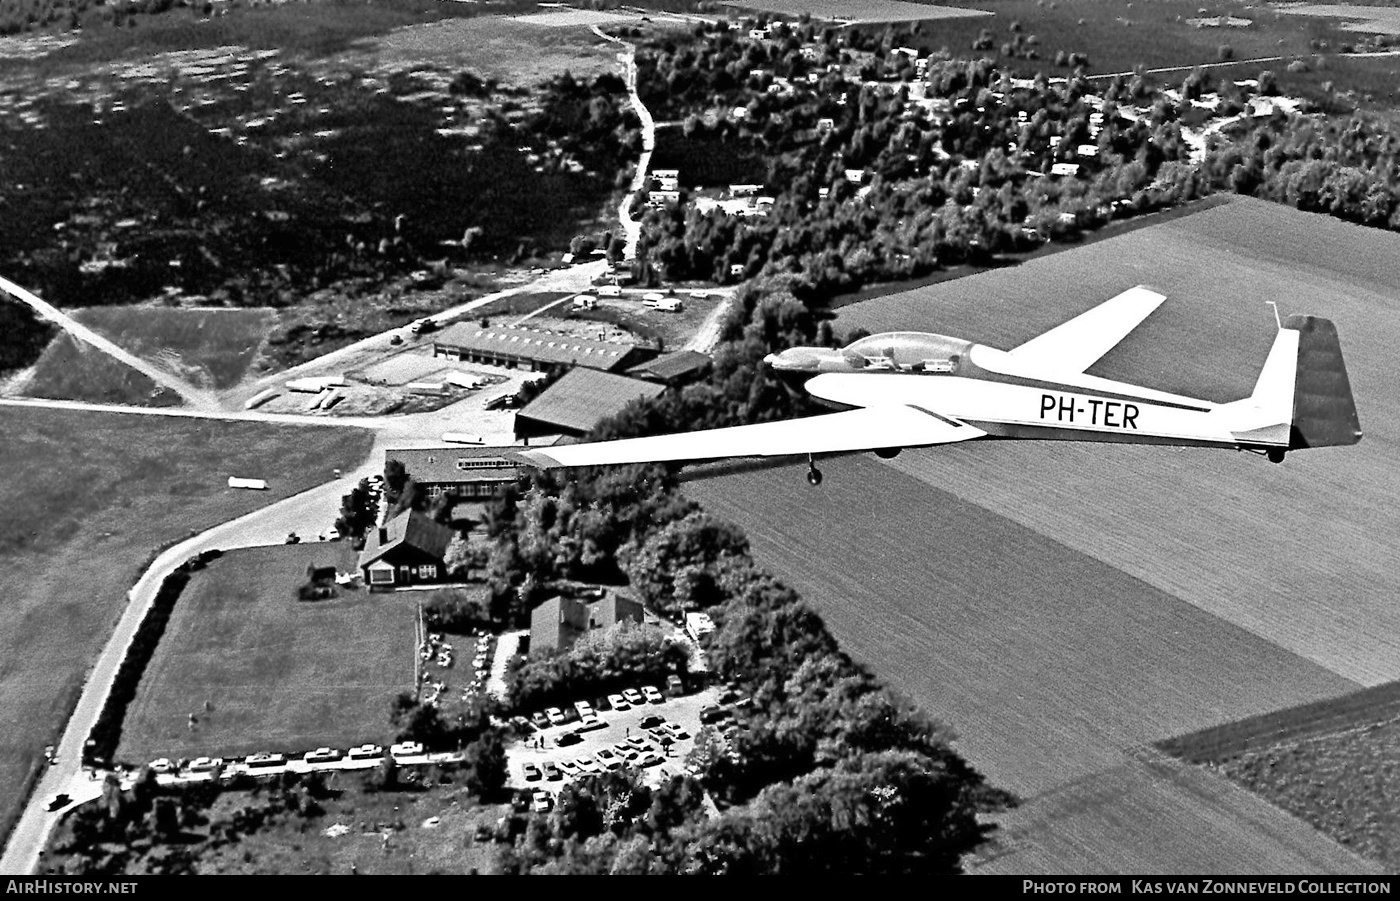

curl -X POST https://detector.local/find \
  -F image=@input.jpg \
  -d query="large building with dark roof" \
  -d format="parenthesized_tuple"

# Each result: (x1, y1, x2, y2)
(513, 367, 666, 441)
(385, 445, 523, 503)
(432, 323, 652, 373)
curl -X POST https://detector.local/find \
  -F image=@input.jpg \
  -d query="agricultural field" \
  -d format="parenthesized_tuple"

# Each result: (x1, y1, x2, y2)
(15, 331, 185, 407)
(69, 306, 275, 391)
(839, 196, 1400, 687)
(892, 0, 1400, 107)
(686, 195, 1400, 872)
(1158, 682, 1400, 871)
(0, 407, 374, 848)
(116, 544, 415, 764)
(720, 0, 991, 24)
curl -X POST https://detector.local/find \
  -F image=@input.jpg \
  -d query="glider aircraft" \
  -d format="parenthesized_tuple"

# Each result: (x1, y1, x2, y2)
(513, 286, 1362, 485)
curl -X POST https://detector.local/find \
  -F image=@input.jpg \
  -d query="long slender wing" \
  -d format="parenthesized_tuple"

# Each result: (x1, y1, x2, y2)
(1008, 285, 1166, 374)
(512, 405, 985, 469)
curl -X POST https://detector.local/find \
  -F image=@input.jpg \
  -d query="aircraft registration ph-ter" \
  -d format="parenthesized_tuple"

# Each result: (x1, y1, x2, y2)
(511, 286, 1362, 485)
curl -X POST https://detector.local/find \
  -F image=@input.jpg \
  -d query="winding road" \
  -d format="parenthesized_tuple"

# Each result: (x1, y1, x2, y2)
(592, 24, 656, 262)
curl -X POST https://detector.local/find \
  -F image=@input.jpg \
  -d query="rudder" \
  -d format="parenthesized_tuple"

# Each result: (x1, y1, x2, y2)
(1286, 314, 1362, 449)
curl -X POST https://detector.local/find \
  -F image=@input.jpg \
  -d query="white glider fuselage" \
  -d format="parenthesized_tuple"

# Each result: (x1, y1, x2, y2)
(792, 337, 1285, 452)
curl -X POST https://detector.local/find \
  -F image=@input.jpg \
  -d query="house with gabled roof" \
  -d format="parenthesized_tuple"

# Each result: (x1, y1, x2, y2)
(358, 509, 456, 591)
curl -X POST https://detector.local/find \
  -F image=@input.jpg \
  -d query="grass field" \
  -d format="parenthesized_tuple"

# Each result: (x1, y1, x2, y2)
(360, 14, 618, 84)
(0, 407, 374, 848)
(17, 331, 185, 407)
(686, 195, 1399, 872)
(117, 544, 415, 763)
(72, 306, 275, 391)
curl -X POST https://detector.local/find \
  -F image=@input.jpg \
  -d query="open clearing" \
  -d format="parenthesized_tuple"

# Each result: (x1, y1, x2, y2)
(0, 407, 373, 848)
(117, 544, 415, 764)
(1278, 4, 1400, 36)
(687, 195, 1398, 872)
(720, 0, 991, 24)
(15, 331, 183, 408)
(72, 306, 274, 391)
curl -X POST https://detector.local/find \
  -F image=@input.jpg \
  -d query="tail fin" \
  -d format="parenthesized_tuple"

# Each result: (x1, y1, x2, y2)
(1285, 314, 1362, 450)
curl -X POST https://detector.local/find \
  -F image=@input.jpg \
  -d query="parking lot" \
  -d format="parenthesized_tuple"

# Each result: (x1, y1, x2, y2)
(507, 686, 719, 793)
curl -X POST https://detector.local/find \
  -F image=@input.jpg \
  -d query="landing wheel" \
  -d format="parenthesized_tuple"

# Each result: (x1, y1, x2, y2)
(806, 466, 823, 487)
(1266, 448, 1287, 464)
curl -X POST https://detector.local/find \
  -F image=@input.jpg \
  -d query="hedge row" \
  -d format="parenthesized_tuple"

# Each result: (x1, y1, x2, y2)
(84, 549, 223, 767)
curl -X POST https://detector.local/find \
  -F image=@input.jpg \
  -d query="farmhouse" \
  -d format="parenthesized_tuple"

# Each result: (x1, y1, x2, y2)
(358, 509, 455, 590)
(384, 445, 523, 502)
(513, 367, 666, 442)
(530, 593, 646, 654)
(432, 323, 650, 374)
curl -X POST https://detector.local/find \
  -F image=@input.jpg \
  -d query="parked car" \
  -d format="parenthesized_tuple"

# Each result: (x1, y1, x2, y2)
(545, 707, 567, 726)
(661, 723, 690, 741)
(148, 758, 176, 774)
(572, 294, 597, 310)
(666, 674, 684, 695)
(557, 759, 580, 777)
(303, 747, 343, 764)
(531, 711, 550, 729)
(556, 730, 583, 748)
(246, 751, 288, 769)
(532, 790, 553, 813)
(577, 714, 606, 732)
(390, 741, 425, 758)
(46, 794, 71, 811)
(574, 700, 595, 719)
(639, 714, 666, 730)
(622, 688, 644, 706)
(575, 756, 600, 775)
(699, 705, 726, 724)
(595, 748, 622, 770)
(522, 762, 542, 782)
(187, 756, 224, 774)
(347, 744, 384, 761)
(607, 693, 630, 711)
(624, 735, 651, 751)
(642, 686, 663, 704)
(638, 752, 664, 768)
(543, 762, 562, 781)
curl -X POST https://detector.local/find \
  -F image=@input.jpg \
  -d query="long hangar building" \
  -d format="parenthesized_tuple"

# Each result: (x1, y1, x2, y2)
(432, 323, 652, 373)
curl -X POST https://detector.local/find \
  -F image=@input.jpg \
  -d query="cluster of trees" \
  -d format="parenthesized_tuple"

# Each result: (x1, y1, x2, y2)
(44, 768, 326, 875)
(505, 621, 690, 713)
(632, 25, 1208, 295)
(1205, 112, 1400, 229)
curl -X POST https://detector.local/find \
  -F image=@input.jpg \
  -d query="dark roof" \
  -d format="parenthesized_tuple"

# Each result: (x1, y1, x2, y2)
(514, 368, 666, 436)
(530, 596, 590, 653)
(434, 323, 640, 370)
(385, 446, 520, 485)
(358, 509, 455, 570)
(626, 350, 712, 384)
(530, 593, 647, 653)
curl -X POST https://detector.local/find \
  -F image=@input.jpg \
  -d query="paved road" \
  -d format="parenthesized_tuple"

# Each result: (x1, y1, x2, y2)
(0, 276, 222, 411)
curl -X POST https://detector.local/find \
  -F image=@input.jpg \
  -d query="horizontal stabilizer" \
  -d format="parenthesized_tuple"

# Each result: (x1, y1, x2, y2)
(1009, 285, 1166, 374)
(513, 405, 985, 469)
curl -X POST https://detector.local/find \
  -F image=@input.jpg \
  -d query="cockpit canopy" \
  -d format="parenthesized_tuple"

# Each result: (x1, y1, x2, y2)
(842, 332, 973, 372)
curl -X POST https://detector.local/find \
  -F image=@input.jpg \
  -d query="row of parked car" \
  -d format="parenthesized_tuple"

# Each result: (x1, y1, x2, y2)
(147, 741, 426, 776)
(523, 715, 692, 789)
(529, 681, 678, 732)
